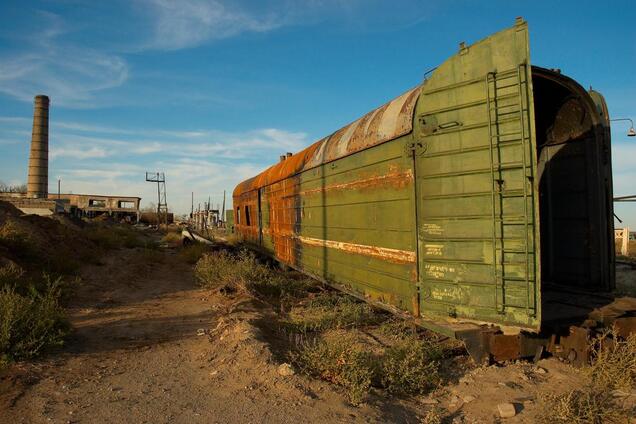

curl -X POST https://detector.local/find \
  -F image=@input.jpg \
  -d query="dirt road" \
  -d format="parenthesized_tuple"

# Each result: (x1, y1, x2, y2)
(4, 240, 621, 423)
(0, 245, 428, 423)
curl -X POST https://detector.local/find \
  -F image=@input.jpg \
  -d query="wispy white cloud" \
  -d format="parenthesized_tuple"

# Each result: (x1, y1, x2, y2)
(0, 12, 129, 108)
(138, 0, 282, 50)
(44, 121, 308, 161)
(50, 146, 111, 160)
(134, 0, 430, 51)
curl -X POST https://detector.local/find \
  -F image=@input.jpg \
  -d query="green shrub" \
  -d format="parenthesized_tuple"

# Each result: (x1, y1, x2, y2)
(180, 243, 211, 264)
(194, 249, 314, 300)
(249, 274, 314, 302)
(379, 337, 443, 395)
(293, 332, 376, 405)
(0, 276, 68, 366)
(378, 318, 418, 340)
(194, 249, 261, 287)
(285, 294, 382, 333)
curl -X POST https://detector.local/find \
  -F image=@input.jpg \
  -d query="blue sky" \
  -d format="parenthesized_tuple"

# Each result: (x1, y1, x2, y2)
(0, 0, 634, 224)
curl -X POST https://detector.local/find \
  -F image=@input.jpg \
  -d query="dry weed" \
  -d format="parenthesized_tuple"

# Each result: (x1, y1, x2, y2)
(292, 331, 376, 405)
(586, 328, 636, 391)
(538, 389, 628, 424)
(161, 231, 182, 245)
(180, 243, 211, 264)
(285, 294, 383, 333)
(380, 337, 443, 395)
(194, 249, 314, 301)
(0, 276, 69, 367)
(538, 328, 636, 423)
(420, 408, 444, 424)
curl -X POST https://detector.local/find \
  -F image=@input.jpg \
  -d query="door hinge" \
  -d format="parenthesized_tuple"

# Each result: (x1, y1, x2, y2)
(406, 142, 427, 157)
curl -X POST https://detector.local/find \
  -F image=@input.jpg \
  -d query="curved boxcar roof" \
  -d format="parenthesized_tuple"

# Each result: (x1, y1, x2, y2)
(233, 85, 421, 197)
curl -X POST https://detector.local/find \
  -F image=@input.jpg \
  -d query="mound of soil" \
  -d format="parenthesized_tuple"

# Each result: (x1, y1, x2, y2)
(0, 201, 22, 220)
(0, 201, 97, 278)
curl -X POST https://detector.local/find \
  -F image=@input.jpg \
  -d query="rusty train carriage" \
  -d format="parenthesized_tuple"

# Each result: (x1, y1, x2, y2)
(233, 20, 616, 355)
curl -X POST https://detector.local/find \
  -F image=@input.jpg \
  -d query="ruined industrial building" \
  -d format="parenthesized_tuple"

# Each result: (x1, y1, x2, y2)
(0, 95, 141, 221)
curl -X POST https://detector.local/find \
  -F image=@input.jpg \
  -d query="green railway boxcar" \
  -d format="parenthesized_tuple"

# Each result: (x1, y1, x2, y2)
(233, 19, 615, 354)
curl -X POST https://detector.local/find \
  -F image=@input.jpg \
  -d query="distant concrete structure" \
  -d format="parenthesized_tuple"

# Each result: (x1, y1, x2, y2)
(27, 95, 49, 199)
(50, 193, 141, 221)
(0, 193, 63, 215)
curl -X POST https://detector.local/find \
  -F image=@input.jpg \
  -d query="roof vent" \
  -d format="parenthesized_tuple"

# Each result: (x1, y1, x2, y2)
(280, 155, 286, 162)
(286, 152, 293, 158)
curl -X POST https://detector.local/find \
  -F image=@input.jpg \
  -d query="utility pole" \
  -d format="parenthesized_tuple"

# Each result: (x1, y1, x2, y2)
(221, 190, 226, 226)
(145, 172, 168, 227)
(57, 178, 61, 199)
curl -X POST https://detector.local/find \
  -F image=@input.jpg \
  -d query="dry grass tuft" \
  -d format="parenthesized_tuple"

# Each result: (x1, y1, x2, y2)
(161, 230, 182, 245)
(0, 220, 37, 259)
(180, 243, 211, 264)
(538, 388, 628, 424)
(538, 328, 636, 423)
(194, 249, 266, 289)
(0, 262, 25, 287)
(285, 294, 383, 334)
(380, 337, 443, 395)
(194, 249, 314, 302)
(0, 276, 69, 367)
(378, 318, 418, 340)
(420, 408, 444, 424)
(586, 329, 636, 391)
(292, 331, 376, 405)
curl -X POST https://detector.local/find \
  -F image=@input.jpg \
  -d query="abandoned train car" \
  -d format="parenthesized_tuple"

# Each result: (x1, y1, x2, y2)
(233, 20, 615, 341)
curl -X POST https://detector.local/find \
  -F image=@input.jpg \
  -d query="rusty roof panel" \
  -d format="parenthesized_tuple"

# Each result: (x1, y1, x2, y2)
(234, 86, 421, 197)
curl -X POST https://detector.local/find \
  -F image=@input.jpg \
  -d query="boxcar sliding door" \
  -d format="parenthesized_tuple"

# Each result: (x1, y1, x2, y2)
(413, 19, 541, 329)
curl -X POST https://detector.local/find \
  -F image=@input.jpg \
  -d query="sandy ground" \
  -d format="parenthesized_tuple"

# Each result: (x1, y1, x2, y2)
(0, 241, 620, 424)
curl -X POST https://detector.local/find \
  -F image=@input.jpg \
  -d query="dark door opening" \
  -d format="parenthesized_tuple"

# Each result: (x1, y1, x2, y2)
(532, 67, 614, 324)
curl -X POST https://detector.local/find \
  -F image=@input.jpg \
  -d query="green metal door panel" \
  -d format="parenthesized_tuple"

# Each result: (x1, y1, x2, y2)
(414, 19, 540, 329)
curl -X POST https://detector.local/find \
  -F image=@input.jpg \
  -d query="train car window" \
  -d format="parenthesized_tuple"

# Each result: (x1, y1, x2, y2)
(245, 205, 251, 226)
(236, 207, 241, 225)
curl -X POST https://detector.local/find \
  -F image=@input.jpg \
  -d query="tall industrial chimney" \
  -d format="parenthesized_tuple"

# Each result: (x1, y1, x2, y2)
(27, 95, 49, 198)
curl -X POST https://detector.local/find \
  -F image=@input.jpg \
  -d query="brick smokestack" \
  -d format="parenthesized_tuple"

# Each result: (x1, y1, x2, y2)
(27, 95, 49, 198)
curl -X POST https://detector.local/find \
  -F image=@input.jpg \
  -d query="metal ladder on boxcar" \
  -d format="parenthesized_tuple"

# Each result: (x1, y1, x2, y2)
(485, 66, 536, 317)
